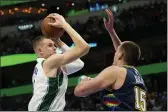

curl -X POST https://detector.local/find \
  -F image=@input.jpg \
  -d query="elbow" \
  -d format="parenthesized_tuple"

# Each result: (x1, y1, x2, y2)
(74, 89, 81, 97)
(75, 44, 90, 56)
(85, 44, 90, 51)
(74, 87, 85, 97)
(82, 44, 90, 55)
(79, 61, 84, 69)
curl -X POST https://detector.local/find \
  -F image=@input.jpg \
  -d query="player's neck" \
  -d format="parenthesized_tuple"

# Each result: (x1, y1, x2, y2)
(38, 54, 48, 59)
(116, 60, 127, 66)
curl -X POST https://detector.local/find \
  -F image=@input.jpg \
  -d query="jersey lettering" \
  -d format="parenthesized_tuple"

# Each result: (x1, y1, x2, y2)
(134, 70, 144, 85)
(134, 86, 146, 111)
(33, 67, 38, 75)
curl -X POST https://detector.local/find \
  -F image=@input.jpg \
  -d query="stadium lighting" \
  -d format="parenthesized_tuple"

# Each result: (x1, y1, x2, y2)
(42, 3, 45, 6)
(57, 7, 60, 10)
(72, 3, 75, 6)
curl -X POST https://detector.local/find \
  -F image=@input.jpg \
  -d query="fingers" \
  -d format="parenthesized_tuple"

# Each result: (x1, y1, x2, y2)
(47, 14, 64, 22)
(103, 18, 106, 22)
(47, 13, 62, 19)
(105, 9, 110, 23)
(103, 18, 107, 27)
(47, 15, 57, 20)
(48, 23, 56, 26)
(106, 8, 113, 16)
(47, 14, 59, 26)
(47, 13, 59, 17)
(47, 13, 60, 20)
(87, 77, 92, 80)
(105, 9, 113, 22)
(46, 13, 66, 28)
(84, 76, 92, 81)
(81, 76, 91, 81)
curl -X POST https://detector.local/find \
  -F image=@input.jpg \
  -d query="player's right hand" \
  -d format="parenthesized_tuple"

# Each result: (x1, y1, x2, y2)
(47, 13, 67, 28)
(103, 9, 114, 31)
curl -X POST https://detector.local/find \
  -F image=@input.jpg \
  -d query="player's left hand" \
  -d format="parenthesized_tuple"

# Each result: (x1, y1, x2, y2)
(47, 13, 67, 28)
(103, 9, 114, 31)
(78, 75, 92, 83)
(51, 37, 61, 42)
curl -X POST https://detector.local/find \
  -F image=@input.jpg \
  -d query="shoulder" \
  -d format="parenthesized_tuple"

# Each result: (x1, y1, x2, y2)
(102, 66, 127, 81)
(107, 65, 127, 74)
(45, 54, 63, 62)
(43, 54, 64, 68)
(97, 66, 126, 79)
(94, 66, 124, 89)
(42, 54, 63, 75)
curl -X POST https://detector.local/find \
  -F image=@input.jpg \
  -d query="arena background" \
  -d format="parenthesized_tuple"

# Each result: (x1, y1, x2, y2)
(0, 0, 167, 111)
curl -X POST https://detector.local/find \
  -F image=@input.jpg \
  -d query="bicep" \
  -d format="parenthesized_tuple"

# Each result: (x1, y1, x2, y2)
(44, 54, 65, 70)
(90, 67, 117, 90)
(44, 48, 82, 69)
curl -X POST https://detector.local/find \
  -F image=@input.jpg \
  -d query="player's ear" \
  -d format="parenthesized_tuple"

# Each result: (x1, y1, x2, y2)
(38, 48, 43, 55)
(118, 52, 123, 60)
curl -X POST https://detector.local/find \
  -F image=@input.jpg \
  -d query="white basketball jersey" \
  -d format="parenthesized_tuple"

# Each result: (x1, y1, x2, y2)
(28, 58, 68, 111)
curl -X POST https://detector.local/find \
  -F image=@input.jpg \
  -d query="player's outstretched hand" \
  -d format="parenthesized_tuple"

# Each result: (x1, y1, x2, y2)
(78, 75, 92, 84)
(103, 9, 114, 31)
(47, 13, 67, 28)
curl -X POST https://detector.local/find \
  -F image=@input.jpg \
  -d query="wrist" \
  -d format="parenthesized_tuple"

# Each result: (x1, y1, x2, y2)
(62, 22, 70, 30)
(54, 39, 63, 47)
(54, 38, 61, 43)
(108, 29, 117, 36)
(108, 28, 115, 33)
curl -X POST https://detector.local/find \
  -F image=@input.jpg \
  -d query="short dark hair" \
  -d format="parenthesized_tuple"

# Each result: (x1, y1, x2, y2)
(120, 41, 141, 65)
(32, 36, 45, 50)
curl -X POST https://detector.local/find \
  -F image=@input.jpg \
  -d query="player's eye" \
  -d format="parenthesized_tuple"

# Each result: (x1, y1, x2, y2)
(54, 44, 56, 47)
(49, 44, 52, 47)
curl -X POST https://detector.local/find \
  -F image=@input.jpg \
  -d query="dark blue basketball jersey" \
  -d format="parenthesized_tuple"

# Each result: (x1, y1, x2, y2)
(102, 66, 147, 111)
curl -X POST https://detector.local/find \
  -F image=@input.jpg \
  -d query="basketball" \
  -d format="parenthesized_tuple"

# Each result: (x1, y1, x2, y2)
(41, 16, 65, 39)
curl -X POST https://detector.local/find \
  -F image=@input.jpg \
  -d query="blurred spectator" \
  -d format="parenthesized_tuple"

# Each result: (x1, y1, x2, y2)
(0, 87, 167, 111)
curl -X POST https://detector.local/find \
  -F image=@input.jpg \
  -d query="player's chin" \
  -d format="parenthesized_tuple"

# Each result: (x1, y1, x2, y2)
(48, 52, 56, 57)
(51, 52, 56, 55)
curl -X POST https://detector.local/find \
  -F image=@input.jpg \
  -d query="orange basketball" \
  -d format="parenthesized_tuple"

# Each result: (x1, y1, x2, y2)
(41, 16, 65, 39)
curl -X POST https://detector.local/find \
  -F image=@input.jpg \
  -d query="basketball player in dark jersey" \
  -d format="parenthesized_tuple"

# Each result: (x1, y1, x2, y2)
(74, 9, 147, 111)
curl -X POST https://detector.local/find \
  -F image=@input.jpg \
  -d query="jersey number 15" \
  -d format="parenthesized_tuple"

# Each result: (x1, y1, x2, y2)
(134, 86, 146, 111)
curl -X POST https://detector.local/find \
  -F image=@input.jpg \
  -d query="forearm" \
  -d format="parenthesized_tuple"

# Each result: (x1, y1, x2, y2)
(54, 39, 64, 48)
(62, 23, 89, 50)
(108, 29, 122, 51)
(54, 40, 85, 75)
(54, 39, 70, 52)
(74, 78, 98, 97)
(64, 59, 84, 75)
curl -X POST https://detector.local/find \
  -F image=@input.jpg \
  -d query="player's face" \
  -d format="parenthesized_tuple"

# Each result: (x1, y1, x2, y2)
(40, 39, 56, 58)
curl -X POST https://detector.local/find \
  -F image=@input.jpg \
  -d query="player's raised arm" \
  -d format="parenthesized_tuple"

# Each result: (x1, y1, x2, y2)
(44, 14, 90, 71)
(54, 38, 85, 75)
(104, 9, 121, 51)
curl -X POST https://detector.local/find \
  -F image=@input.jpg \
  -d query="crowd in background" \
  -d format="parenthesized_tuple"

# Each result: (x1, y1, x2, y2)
(0, 75, 167, 111)
(1, 2, 167, 65)
(1, 91, 167, 111)
(1, 0, 167, 90)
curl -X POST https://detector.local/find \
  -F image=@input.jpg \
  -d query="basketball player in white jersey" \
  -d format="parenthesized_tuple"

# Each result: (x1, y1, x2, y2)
(28, 14, 90, 111)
